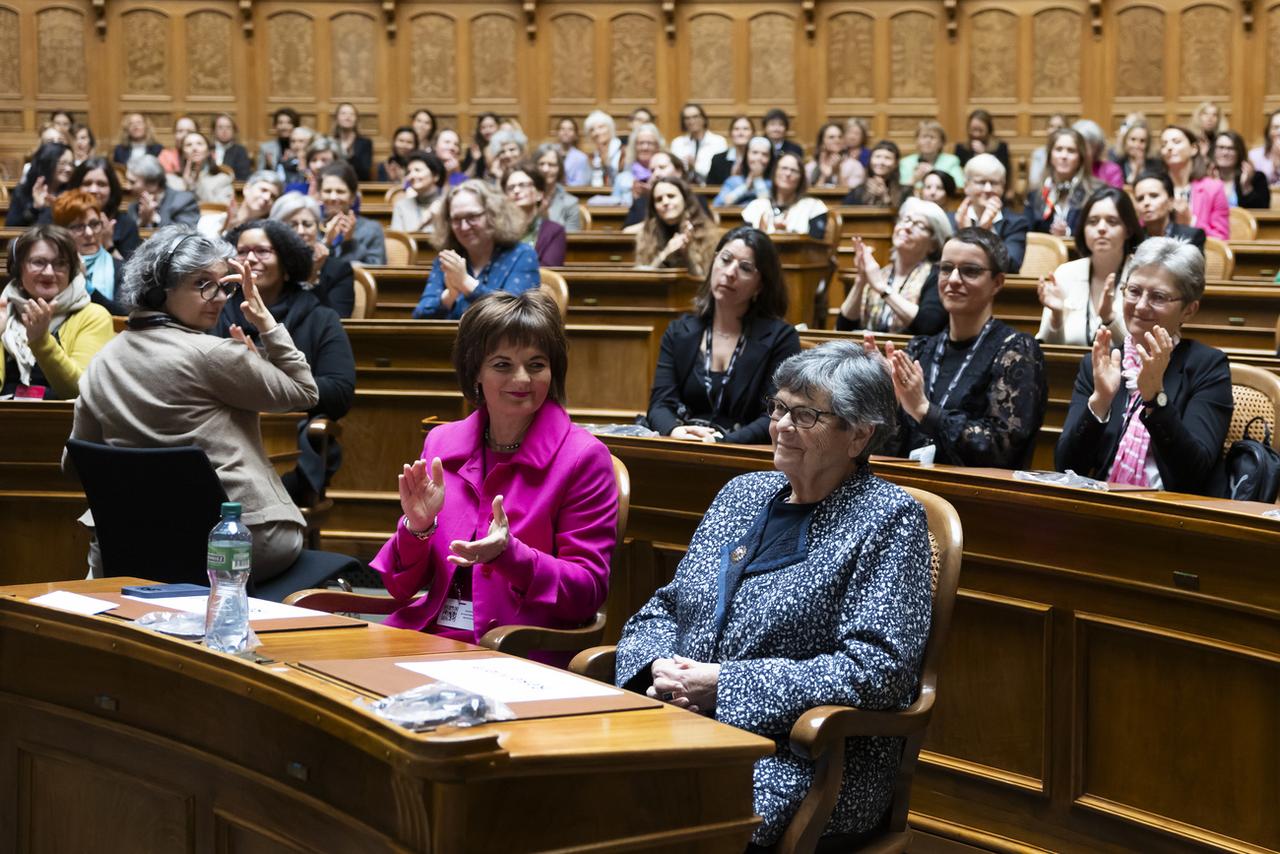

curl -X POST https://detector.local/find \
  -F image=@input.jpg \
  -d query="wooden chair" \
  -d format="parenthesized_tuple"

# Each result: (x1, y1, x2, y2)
(1204, 237, 1235, 280)
(384, 186, 405, 205)
(1229, 207, 1258, 241)
(577, 203, 593, 230)
(382, 229, 417, 267)
(539, 267, 569, 320)
(286, 456, 631, 661)
(299, 417, 341, 549)
(1019, 232, 1069, 277)
(348, 263, 378, 319)
(198, 200, 228, 217)
(823, 210, 844, 247)
(570, 486, 964, 854)
(1224, 363, 1280, 454)
(0, 182, 9, 203)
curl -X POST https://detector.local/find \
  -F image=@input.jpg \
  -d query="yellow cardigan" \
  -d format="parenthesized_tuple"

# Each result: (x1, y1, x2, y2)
(2, 303, 114, 399)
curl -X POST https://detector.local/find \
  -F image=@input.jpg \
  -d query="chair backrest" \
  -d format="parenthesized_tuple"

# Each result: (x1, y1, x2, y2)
(349, 262, 377, 319)
(610, 455, 630, 550)
(1019, 232, 1068, 277)
(1225, 363, 1280, 453)
(823, 209, 843, 247)
(64, 439, 228, 583)
(385, 186, 405, 205)
(198, 201, 228, 216)
(1229, 207, 1258, 241)
(577, 203, 593, 230)
(539, 267, 569, 320)
(382, 230, 417, 266)
(1204, 237, 1235, 280)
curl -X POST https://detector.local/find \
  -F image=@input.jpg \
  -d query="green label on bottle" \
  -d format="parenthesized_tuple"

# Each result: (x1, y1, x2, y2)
(207, 544, 251, 573)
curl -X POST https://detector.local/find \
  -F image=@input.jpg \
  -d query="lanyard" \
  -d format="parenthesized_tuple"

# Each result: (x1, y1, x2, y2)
(702, 323, 746, 419)
(927, 318, 995, 411)
(875, 263, 922, 331)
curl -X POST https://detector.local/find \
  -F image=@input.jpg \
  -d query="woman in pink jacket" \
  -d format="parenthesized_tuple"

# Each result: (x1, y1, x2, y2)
(371, 289, 617, 655)
(1159, 125, 1230, 240)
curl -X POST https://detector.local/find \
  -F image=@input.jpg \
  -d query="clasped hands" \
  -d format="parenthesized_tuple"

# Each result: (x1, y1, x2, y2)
(438, 250, 478, 310)
(1087, 326, 1172, 419)
(955, 195, 1002, 230)
(399, 456, 510, 565)
(648, 655, 720, 714)
(863, 333, 929, 422)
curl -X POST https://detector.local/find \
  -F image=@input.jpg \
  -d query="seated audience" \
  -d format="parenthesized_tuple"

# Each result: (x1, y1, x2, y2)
(843, 141, 908, 208)
(1192, 101, 1225, 156)
(331, 102, 373, 180)
(464, 112, 500, 179)
(843, 116, 872, 170)
(1159, 125, 1230, 240)
(1026, 128, 1097, 236)
(1132, 170, 1206, 253)
(216, 220, 355, 503)
(838, 198, 951, 335)
(257, 108, 299, 172)
(900, 120, 965, 192)
(918, 169, 958, 208)
(762, 108, 803, 160)
(158, 116, 198, 174)
(487, 127, 529, 186)
(276, 125, 315, 187)
(622, 150, 704, 228)
(51, 191, 125, 314)
(1073, 119, 1124, 188)
(617, 340, 933, 849)
(411, 109, 437, 151)
(647, 227, 799, 444)
(1036, 187, 1140, 345)
(583, 111, 623, 188)
(113, 112, 162, 166)
(503, 163, 567, 267)
(706, 116, 756, 186)
(7, 142, 74, 227)
(742, 152, 829, 240)
(951, 154, 1028, 272)
(671, 103, 727, 183)
(223, 170, 285, 235)
(807, 122, 862, 189)
(554, 117, 591, 187)
(377, 126, 421, 183)
(48, 110, 73, 138)
(955, 109, 1010, 174)
(66, 157, 142, 260)
(126, 154, 200, 229)
(631, 177, 717, 277)
(1026, 113, 1067, 190)
(70, 226, 318, 577)
(533, 144, 582, 233)
(271, 192, 354, 317)
(373, 289, 616, 659)
(318, 161, 386, 266)
(1246, 109, 1280, 186)
(169, 131, 234, 204)
(1212, 130, 1270, 209)
(69, 123, 96, 166)
(1055, 237, 1232, 495)
(298, 136, 340, 196)
(391, 150, 446, 233)
(622, 107, 655, 146)
(1, 224, 113, 399)
(611, 123, 666, 207)
(873, 227, 1047, 468)
(432, 129, 465, 187)
(1111, 116, 1160, 186)
(712, 137, 772, 207)
(413, 180, 540, 320)
(211, 113, 253, 181)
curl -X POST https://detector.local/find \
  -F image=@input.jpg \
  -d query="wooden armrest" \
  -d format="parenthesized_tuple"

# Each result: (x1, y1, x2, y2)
(285, 588, 400, 615)
(789, 689, 936, 761)
(480, 611, 606, 659)
(307, 417, 342, 444)
(568, 645, 617, 682)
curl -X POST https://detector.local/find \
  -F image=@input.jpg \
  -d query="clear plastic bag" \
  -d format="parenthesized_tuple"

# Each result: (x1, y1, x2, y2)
(1264, 508, 1280, 520)
(355, 682, 515, 731)
(1012, 469, 1111, 492)
(135, 610, 207, 639)
(580, 423, 659, 438)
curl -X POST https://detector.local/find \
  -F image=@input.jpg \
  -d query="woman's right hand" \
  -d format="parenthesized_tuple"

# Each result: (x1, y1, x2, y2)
(671, 424, 721, 443)
(30, 177, 49, 210)
(400, 456, 446, 533)
(1171, 196, 1192, 225)
(309, 239, 330, 281)
(1088, 328, 1123, 418)
(1049, 218, 1068, 237)
(137, 190, 157, 226)
(1037, 272, 1065, 312)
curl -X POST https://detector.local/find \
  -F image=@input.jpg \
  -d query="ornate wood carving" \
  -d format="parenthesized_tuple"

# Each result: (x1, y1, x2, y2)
(470, 13, 517, 99)
(827, 12, 873, 100)
(0, 9, 19, 95)
(1114, 6, 1164, 98)
(662, 1, 674, 42)
(123, 10, 169, 95)
(1268, 4, 1280, 95)
(186, 11, 233, 97)
(1241, 0, 1253, 33)
(610, 13, 657, 101)
(802, 0, 815, 40)
(331, 12, 377, 99)
(550, 13, 594, 100)
(1090, 0, 1103, 37)
(240, 0, 252, 37)
(748, 13, 795, 104)
(944, 0, 958, 40)
(93, 0, 106, 36)
(1033, 9, 1082, 100)
(687, 13, 732, 101)
(969, 10, 1017, 101)
(410, 13, 457, 101)
(267, 12, 315, 98)
(36, 8, 87, 95)
(523, 0, 536, 40)
(383, 0, 396, 39)
(1179, 5, 1230, 97)
(890, 11, 936, 99)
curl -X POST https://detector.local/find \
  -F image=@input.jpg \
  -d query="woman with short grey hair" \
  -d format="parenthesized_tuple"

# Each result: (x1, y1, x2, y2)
(486, 128, 528, 185)
(617, 340, 934, 847)
(268, 191, 354, 316)
(1056, 236, 1232, 495)
(125, 153, 199, 229)
(69, 225, 320, 577)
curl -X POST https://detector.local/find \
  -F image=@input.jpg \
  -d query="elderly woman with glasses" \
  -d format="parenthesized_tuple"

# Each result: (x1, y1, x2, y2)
(68, 226, 319, 577)
(618, 340, 933, 848)
(1056, 237, 1232, 495)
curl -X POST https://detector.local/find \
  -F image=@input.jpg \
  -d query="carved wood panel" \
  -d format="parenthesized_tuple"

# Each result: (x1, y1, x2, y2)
(0, 9, 20, 96)
(186, 11, 233, 98)
(1115, 6, 1165, 98)
(748, 13, 795, 104)
(122, 10, 169, 95)
(267, 12, 316, 99)
(609, 13, 657, 102)
(331, 12, 377, 100)
(969, 10, 1017, 101)
(470, 13, 518, 99)
(1179, 5, 1231, 97)
(688, 13, 733, 102)
(1270, 3, 1280, 96)
(36, 8, 87, 96)
(550, 13, 595, 101)
(826, 12, 873, 101)
(1032, 9, 1082, 100)
(890, 11, 936, 99)
(409, 13, 458, 102)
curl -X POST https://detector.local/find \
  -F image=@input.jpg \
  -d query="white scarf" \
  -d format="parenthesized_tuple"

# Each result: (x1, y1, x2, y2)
(1, 273, 91, 386)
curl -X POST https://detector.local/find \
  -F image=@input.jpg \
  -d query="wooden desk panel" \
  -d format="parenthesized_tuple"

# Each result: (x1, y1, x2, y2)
(1228, 241, 1280, 280)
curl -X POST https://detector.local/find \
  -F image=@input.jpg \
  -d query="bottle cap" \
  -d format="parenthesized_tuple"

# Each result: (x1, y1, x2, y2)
(220, 502, 242, 517)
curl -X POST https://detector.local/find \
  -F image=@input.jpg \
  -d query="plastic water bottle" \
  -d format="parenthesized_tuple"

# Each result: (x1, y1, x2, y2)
(204, 502, 253, 654)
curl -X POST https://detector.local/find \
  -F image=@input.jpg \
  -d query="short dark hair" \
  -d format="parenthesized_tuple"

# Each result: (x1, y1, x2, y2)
(22, 142, 69, 195)
(11, 224, 80, 288)
(273, 107, 300, 127)
(70, 122, 95, 150)
(1073, 186, 1143, 258)
(224, 218, 313, 286)
(1133, 169, 1174, 197)
(923, 168, 958, 198)
(694, 226, 789, 323)
(407, 149, 446, 186)
(947, 226, 1009, 274)
(411, 108, 438, 144)
(763, 108, 790, 129)
(502, 160, 546, 195)
(319, 160, 359, 194)
(69, 156, 124, 213)
(453, 289, 568, 406)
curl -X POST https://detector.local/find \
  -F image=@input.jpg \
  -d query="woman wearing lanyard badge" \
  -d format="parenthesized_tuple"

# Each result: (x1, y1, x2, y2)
(866, 227, 1047, 468)
(646, 227, 800, 444)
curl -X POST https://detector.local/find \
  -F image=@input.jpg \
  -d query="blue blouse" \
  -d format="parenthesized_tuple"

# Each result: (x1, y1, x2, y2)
(412, 242, 541, 320)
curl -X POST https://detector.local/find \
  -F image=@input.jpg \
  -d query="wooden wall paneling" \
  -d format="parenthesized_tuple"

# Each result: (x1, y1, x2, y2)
(403, 7, 462, 137)
(328, 9, 384, 141)
(1267, 2, 1280, 117)
(886, 5, 946, 149)
(260, 4, 319, 129)
(467, 7, 526, 133)
(606, 8, 664, 129)
(1109, 2, 1168, 133)
(819, 7, 876, 134)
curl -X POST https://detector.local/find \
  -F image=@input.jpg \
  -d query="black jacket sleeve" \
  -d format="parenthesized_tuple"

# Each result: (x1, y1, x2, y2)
(646, 318, 692, 435)
(308, 308, 357, 421)
(317, 258, 355, 318)
(999, 213, 1030, 272)
(350, 137, 374, 181)
(1140, 345, 1233, 494)
(1239, 172, 1271, 209)
(5, 186, 37, 227)
(720, 323, 801, 444)
(905, 269, 946, 336)
(1054, 353, 1109, 477)
(224, 145, 253, 181)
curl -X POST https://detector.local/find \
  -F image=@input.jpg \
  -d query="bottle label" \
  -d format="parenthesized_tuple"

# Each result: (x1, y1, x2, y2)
(207, 544, 251, 573)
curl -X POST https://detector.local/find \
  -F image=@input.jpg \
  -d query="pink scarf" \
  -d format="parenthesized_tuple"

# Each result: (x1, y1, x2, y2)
(1107, 336, 1152, 486)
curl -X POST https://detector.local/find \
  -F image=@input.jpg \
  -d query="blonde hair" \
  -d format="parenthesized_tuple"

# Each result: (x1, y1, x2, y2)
(430, 179, 525, 252)
(117, 113, 156, 147)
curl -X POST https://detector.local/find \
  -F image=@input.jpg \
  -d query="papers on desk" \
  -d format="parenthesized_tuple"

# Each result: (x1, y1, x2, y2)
(122, 594, 329, 621)
(28, 590, 116, 616)
(397, 658, 621, 704)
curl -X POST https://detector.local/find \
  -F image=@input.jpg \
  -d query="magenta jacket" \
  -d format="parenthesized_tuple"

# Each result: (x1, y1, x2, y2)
(371, 402, 617, 649)
(1188, 177, 1230, 240)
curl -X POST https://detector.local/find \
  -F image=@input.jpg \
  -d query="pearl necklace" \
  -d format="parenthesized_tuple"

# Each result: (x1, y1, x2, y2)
(485, 428, 521, 452)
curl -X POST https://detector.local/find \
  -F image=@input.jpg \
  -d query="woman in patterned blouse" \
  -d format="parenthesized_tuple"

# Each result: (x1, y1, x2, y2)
(617, 341, 934, 847)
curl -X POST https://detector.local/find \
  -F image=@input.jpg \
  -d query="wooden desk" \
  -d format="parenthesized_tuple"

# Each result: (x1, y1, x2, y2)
(1227, 241, 1280, 280)
(595, 436, 1280, 854)
(0, 576, 770, 852)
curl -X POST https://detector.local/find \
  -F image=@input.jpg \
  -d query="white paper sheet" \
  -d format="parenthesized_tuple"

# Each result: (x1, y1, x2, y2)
(122, 594, 329, 620)
(29, 590, 116, 616)
(397, 658, 622, 703)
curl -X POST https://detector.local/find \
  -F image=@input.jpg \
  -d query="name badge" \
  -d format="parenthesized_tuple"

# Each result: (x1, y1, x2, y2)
(15, 384, 47, 400)
(437, 566, 474, 631)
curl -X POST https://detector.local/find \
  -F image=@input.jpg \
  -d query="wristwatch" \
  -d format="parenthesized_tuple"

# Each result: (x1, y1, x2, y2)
(1144, 390, 1168, 409)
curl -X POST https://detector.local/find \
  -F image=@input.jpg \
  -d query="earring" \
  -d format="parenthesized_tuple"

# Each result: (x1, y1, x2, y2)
(474, 383, 483, 402)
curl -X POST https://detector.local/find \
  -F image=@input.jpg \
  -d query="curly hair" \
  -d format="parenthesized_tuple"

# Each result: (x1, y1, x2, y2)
(429, 179, 525, 253)
(119, 225, 234, 313)
(223, 218, 313, 287)
(634, 176, 717, 277)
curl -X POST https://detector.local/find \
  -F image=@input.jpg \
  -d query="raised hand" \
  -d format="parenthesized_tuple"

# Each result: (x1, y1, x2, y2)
(228, 324, 258, 356)
(890, 348, 929, 422)
(227, 257, 276, 333)
(1037, 272, 1066, 312)
(448, 494, 510, 566)
(137, 191, 157, 226)
(1098, 272, 1117, 324)
(1088, 327, 1123, 418)
(31, 177, 49, 210)
(20, 298, 53, 342)
(399, 456, 445, 533)
(1171, 196, 1192, 225)
(1135, 325, 1174, 402)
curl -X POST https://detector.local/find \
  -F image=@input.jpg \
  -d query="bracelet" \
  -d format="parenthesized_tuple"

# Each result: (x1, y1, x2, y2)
(402, 515, 437, 540)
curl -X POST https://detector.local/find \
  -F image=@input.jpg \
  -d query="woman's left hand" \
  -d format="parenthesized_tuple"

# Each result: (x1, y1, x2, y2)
(1136, 325, 1174, 403)
(890, 349, 930, 422)
(439, 250, 476, 296)
(671, 656, 720, 714)
(227, 258, 276, 334)
(670, 425, 721, 443)
(448, 494, 510, 566)
(21, 298, 53, 342)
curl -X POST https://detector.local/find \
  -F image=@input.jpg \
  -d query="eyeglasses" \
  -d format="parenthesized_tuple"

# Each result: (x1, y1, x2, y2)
(68, 220, 103, 234)
(937, 262, 991, 282)
(896, 217, 933, 234)
(194, 279, 239, 301)
(235, 245, 275, 260)
(449, 211, 486, 228)
(764, 396, 838, 429)
(1121, 284, 1183, 308)
(716, 252, 757, 276)
(24, 256, 69, 274)
(505, 181, 535, 193)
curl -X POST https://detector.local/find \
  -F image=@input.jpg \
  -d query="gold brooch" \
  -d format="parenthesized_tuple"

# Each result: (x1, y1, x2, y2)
(731, 546, 747, 563)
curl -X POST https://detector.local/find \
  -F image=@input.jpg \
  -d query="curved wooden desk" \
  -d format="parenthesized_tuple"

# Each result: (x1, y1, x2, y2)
(0, 577, 771, 852)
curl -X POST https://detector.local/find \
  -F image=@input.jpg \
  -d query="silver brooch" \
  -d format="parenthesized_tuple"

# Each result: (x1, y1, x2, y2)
(731, 546, 746, 562)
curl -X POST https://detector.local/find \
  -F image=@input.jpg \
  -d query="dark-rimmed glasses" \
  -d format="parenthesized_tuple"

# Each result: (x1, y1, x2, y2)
(764, 396, 838, 428)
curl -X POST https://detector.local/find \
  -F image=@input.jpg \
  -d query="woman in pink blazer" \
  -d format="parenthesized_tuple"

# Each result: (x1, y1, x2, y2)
(371, 289, 617, 657)
(1159, 125, 1230, 240)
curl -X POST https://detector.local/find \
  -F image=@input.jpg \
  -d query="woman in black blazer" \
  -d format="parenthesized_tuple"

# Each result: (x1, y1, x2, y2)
(1132, 170, 1207, 254)
(647, 226, 800, 444)
(331, 102, 374, 181)
(1056, 237, 1233, 496)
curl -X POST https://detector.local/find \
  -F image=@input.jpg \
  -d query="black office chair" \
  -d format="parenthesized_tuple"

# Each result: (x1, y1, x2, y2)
(65, 439, 362, 602)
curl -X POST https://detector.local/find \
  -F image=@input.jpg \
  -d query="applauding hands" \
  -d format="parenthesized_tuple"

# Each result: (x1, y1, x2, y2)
(397, 456, 511, 564)
(863, 333, 930, 422)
